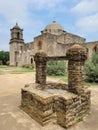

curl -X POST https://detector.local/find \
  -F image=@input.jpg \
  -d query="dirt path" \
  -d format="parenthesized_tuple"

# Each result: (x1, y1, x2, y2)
(0, 72, 98, 130)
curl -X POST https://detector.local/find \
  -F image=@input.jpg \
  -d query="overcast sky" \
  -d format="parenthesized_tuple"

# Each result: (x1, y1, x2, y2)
(0, 0, 98, 51)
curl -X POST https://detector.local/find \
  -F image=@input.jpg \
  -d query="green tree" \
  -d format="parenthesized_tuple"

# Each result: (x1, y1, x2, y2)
(85, 53, 98, 82)
(0, 51, 9, 65)
(47, 61, 67, 76)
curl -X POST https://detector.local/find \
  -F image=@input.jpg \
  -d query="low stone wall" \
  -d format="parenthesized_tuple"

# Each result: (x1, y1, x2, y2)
(21, 82, 90, 128)
(21, 85, 54, 126)
(56, 89, 91, 128)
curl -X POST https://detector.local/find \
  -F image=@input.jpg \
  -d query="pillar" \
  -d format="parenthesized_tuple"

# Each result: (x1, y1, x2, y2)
(34, 51, 47, 85)
(66, 44, 87, 94)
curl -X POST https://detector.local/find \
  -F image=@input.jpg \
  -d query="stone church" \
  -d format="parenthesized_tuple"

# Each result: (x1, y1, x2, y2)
(9, 21, 98, 67)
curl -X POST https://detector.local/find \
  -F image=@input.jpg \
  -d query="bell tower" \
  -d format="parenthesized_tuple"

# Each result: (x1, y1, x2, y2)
(9, 23, 24, 66)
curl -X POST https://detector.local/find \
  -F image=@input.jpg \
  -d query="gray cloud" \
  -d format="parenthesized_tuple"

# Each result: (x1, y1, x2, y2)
(71, 0, 98, 16)
(76, 13, 98, 33)
(0, 0, 98, 50)
(0, 0, 68, 50)
(70, 0, 98, 38)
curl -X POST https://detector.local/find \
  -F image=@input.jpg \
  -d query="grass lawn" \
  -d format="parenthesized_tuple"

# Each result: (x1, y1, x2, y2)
(0, 65, 34, 74)
(48, 74, 97, 87)
(48, 74, 68, 83)
(0, 65, 97, 87)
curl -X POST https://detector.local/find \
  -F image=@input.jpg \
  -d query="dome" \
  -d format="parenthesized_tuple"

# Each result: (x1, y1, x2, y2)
(45, 21, 64, 30)
(42, 21, 65, 35)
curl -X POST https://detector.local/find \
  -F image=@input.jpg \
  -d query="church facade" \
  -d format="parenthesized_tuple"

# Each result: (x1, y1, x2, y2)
(9, 21, 98, 67)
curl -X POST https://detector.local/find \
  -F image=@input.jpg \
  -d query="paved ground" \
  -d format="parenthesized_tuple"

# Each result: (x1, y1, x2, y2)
(0, 72, 98, 130)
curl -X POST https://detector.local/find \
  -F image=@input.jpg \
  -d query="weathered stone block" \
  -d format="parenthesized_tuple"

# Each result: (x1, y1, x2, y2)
(21, 84, 54, 126)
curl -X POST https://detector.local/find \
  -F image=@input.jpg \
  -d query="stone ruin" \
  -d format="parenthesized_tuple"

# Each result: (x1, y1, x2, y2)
(21, 44, 91, 128)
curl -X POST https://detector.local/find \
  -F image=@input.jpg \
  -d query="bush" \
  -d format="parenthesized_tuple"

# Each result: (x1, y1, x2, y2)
(0, 51, 9, 65)
(47, 61, 67, 76)
(85, 53, 98, 82)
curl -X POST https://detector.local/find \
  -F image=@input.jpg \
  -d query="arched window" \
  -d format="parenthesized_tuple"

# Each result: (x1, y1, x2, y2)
(37, 41, 42, 50)
(31, 58, 33, 64)
(17, 32, 20, 39)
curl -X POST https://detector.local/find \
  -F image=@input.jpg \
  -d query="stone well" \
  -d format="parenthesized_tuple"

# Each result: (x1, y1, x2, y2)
(21, 44, 91, 128)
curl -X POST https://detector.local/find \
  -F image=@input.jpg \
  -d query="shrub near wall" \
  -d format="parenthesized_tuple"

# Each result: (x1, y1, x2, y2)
(85, 53, 98, 82)
(0, 51, 9, 65)
(47, 61, 66, 76)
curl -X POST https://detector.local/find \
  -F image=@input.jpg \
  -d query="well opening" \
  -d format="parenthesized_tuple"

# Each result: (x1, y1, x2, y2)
(21, 44, 91, 128)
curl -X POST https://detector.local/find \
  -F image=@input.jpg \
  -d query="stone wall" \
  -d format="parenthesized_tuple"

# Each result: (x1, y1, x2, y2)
(55, 89, 90, 128)
(84, 41, 98, 59)
(21, 85, 54, 126)
(21, 44, 91, 128)
(10, 23, 98, 67)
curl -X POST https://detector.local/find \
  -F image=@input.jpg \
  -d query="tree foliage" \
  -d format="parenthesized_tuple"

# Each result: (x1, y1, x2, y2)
(0, 51, 9, 65)
(47, 61, 67, 76)
(85, 53, 98, 82)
